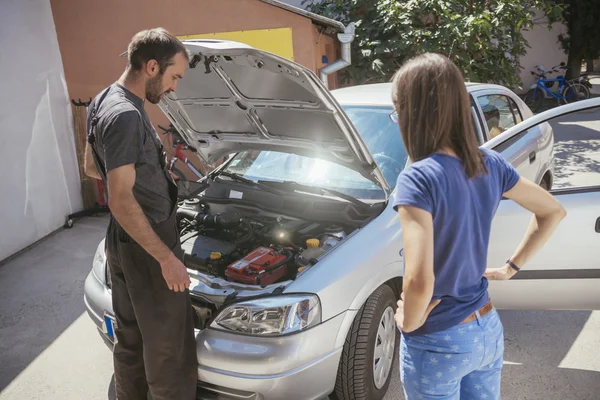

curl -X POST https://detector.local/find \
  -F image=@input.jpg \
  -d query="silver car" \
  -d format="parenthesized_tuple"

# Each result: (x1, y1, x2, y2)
(83, 40, 599, 400)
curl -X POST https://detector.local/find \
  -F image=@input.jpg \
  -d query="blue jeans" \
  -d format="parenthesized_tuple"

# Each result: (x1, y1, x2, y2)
(400, 308, 504, 399)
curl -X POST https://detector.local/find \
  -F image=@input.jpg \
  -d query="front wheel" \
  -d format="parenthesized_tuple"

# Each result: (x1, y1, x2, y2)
(562, 82, 589, 104)
(523, 88, 544, 113)
(332, 284, 399, 400)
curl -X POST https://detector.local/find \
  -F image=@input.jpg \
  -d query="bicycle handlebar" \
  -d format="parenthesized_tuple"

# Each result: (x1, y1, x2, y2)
(530, 62, 568, 79)
(534, 63, 567, 74)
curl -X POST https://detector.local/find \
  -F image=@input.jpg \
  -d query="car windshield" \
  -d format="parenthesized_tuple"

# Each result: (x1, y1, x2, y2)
(222, 106, 407, 201)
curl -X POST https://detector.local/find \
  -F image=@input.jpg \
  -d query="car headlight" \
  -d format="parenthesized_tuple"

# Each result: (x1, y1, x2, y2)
(91, 240, 106, 284)
(210, 294, 321, 336)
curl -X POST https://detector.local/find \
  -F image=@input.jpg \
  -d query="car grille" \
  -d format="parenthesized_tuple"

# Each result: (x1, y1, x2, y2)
(105, 261, 112, 289)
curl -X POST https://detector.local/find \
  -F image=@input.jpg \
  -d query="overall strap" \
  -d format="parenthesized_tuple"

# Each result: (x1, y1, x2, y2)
(87, 87, 112, 180)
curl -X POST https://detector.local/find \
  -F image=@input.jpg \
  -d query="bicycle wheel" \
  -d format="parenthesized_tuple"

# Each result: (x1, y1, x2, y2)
(523, 88, 544, 112)
(562, 82, 589, 104)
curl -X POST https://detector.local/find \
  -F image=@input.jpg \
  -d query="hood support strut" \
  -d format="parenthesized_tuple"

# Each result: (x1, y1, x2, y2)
(319, 23, 356, 88)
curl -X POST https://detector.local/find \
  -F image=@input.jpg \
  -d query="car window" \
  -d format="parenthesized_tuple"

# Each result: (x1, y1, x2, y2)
(478, 95, 519, 140)
(494, 105, 600, 191)
(546, 106, 600, 190)
(224, 151, 386, 200)
(508, 97, 523, 124)
(222, 106, 407, 200)
(342, 106, 408, 188)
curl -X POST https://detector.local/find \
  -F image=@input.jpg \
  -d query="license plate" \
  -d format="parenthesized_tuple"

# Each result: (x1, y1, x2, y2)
(103, 314, 118, 344)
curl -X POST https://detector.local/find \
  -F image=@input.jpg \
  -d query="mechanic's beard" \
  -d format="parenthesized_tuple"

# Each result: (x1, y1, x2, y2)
(146, 75, 164, 104)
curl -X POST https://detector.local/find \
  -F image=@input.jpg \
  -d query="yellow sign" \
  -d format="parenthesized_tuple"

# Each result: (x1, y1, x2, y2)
(178, 27, 295, 61)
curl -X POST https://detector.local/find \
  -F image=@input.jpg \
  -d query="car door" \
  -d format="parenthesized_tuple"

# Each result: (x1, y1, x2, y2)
(484, 98, 600, 310)
(474, 90, 543, 183)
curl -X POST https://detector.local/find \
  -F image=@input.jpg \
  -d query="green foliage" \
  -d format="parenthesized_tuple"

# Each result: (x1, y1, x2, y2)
(555, 0, 600, 59)
(304, 0, 563, 88)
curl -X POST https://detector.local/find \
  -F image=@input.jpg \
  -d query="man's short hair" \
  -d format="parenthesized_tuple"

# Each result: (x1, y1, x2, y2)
(127, 28, 189, 74)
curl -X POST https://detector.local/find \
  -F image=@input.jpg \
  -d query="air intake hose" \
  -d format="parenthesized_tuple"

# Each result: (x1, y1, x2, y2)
(176, 209, 241, 228)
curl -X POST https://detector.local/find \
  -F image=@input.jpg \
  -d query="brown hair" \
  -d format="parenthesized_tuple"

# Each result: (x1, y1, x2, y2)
(392, 53, 487, 178)
(127, 28, 189, 74)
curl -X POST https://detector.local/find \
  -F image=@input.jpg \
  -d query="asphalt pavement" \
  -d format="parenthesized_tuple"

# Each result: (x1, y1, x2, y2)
(1, 218, 600, 399)
(1, 108, 600, 400)
(549, 107, 600, 189)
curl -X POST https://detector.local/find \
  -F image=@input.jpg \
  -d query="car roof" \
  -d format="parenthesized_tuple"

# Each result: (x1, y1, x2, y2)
(331, 82, 510, 107)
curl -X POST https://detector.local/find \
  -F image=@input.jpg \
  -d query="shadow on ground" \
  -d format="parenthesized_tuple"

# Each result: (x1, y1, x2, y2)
(382, 310, 600, 400)
(0, 215, 109, 391)
(499, 310, 600, 400)
(546, 107, 600, 189)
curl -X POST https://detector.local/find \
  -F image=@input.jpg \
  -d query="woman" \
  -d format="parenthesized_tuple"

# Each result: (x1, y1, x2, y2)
(391, 53, 566, 400)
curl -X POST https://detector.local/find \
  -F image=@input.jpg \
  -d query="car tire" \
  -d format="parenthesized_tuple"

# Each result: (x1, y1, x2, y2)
(332, 284, 399, 400)
(540, 177, 550, 191)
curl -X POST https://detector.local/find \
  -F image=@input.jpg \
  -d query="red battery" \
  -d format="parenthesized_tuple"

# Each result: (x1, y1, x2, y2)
(225, 246, 289, 286)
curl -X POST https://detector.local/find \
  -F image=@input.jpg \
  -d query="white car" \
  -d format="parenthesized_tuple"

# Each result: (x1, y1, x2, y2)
(83, 40, 599, 400)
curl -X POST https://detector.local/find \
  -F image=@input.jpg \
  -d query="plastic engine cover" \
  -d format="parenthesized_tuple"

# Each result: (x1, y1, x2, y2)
(225, 247, 289, 286)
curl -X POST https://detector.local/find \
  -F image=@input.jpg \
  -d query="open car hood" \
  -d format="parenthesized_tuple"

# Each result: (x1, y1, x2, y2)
(158, 40, 390, 192)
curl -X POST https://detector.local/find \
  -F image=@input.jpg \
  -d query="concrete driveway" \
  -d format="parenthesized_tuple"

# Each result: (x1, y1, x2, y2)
(1, 108, 600, 399)
(1, 218, 600, 399)
(551, 107, 600, 189)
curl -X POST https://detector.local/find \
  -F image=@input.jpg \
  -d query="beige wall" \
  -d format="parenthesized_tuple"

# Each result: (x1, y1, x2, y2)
(0, 0, 83, 261)
(519, 11, 567, 94)
(313, 25, 340, 88)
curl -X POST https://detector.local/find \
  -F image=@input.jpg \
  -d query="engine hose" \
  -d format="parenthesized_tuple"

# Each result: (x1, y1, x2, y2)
(176, 209, 241, 229)
(260, 249, 294, 273)
(234, 220, 254, 245)
(176, 208, 205, 222)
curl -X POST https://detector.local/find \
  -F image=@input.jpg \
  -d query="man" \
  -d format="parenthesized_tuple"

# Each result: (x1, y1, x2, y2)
(482, 104, 505, 139)
(84, 28, 197, 400)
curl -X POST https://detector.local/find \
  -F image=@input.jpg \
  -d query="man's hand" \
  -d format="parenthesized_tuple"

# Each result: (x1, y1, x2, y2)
(108, 164, 190, 292)
(484, 264, 517, 281)
(159, 253, 191, 292)
(395, 293, 441, 333)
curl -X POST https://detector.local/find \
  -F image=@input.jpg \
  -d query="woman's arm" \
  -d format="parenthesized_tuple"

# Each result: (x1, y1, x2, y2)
(485, 177, 566, 280)
(396, 205, 440, 332)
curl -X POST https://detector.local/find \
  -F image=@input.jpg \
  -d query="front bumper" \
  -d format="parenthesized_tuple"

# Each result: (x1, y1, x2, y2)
(84, 270, 114, 348)
(84, 270, 346, 400)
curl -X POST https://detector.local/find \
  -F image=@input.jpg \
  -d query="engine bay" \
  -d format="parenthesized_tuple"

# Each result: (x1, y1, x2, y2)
(177, 197, 349, 287)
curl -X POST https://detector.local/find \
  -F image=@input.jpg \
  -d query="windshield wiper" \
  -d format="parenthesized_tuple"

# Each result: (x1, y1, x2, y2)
(215, 171, 282, 196)
(258, 180, 368, 208)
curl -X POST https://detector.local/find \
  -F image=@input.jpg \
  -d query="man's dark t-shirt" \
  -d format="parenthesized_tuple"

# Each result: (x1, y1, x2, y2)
(87, 83, 173, 225)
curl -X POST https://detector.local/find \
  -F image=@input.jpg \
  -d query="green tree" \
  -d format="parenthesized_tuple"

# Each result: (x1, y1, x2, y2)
(304, 0, 562, 88)
(554, 0, 600, 78)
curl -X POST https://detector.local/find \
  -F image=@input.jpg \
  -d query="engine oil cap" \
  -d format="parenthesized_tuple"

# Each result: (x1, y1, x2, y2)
(306, 238, 320, 248)
(210, 252, 222, 260)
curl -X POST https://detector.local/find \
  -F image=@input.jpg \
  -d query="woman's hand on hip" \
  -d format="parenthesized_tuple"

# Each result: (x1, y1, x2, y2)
(484, 264, 517, 281)
(395, 293, 441, 333)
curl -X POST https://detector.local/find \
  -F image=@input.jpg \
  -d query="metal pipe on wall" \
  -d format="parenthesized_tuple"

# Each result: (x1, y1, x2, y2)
(319, 22, 356, 87)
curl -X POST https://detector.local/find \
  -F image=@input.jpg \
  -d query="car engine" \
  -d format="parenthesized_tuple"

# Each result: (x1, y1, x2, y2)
(176, 198, 347, 286)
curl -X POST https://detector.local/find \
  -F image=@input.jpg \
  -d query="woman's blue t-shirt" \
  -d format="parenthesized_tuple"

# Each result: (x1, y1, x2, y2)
(393, 148, 520, 336)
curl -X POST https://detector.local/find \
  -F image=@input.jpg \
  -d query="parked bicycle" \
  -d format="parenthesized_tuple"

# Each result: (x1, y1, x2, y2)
(523, 62, 589, 112)
(577, 72, 594, 91)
